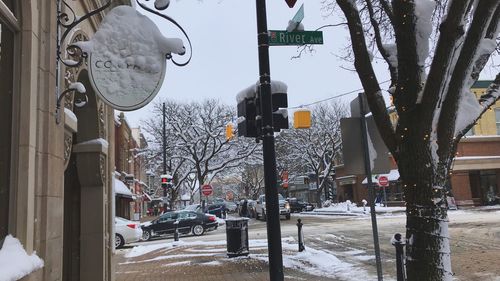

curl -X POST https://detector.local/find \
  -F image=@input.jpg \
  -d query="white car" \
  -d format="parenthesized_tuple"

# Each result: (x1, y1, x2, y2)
(115, 217, 142, 248)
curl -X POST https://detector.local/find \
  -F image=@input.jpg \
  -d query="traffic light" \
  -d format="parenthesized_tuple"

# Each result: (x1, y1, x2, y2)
(237, 86, 258, 137)
(225, 122, 234, 140)
(293, 109, 311, 129)
(236, 80, 289, 137)
(160, 174, 172, 196)
(271, 87, 289, 132)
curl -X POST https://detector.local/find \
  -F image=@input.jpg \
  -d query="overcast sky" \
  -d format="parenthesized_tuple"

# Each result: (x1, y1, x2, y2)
(122, 0, 497, 128)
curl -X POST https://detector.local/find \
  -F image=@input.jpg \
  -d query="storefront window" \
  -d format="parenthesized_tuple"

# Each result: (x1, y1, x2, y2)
(0, 20, 14, 240)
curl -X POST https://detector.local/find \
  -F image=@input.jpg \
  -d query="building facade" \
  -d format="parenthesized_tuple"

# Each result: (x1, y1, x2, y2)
(0, 1, 130, 280)
(114, 113, 149, 220)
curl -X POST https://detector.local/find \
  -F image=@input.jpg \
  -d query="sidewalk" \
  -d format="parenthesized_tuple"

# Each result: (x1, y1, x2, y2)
(115, 240, 342, 281)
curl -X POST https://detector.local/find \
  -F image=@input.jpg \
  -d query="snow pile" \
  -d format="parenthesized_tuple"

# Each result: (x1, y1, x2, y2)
(317, 201, 360, 213)
(216, 217, 226, 226)
(0, 235, 44, 281)
(75, 5, 184, 108)
(309, 201, 405, 215)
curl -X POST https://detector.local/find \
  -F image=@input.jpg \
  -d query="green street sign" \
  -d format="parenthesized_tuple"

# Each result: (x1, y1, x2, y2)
(268, 30, 324, 46)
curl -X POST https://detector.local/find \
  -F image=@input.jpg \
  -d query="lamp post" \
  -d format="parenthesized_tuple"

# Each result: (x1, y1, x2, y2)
(255, 1, 284, 280)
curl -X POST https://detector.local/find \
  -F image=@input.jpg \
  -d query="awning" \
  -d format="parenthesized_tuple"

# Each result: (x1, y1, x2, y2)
(114, 178, 134, 199)
(142, 191, 152, 201)
(362, 169, 400, 184)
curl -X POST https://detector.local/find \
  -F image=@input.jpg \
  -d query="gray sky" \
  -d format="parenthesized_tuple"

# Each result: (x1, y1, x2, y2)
(123, 0, 497, 128)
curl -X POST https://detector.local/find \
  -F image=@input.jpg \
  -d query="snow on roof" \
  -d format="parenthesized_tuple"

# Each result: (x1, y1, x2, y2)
(0, 235, 44, 280)
(114, 178, 134, 197)
(362, 169, 400, 184)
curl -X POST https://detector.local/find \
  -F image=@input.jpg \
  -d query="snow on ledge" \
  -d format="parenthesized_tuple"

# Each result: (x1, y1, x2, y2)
(0, 235, 44, 281)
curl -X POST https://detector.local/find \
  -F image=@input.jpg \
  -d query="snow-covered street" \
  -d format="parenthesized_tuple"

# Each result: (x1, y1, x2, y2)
(115, 208, 500, 281)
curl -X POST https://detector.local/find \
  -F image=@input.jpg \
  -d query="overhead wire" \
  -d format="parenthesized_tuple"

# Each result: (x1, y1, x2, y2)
(288, 79, 392, 109)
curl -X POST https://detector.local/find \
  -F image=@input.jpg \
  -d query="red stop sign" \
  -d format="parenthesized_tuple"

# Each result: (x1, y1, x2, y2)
(285, 0, 297, 8)
(378, 176, 389, 187)
(201, 184, 213, 196)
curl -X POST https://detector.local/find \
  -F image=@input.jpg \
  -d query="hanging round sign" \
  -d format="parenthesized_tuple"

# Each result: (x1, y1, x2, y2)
(79, 6, 184, 111)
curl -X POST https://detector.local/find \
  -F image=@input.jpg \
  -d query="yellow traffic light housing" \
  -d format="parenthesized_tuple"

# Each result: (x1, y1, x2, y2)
(226, 123, 234, 140)
(293, 109, 311, 129)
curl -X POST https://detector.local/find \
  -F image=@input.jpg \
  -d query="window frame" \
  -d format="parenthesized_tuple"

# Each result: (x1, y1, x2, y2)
(0, 0, 19, 241)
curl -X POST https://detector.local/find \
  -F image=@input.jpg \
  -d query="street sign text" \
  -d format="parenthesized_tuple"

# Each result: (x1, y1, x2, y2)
(269, 30, 323, 46)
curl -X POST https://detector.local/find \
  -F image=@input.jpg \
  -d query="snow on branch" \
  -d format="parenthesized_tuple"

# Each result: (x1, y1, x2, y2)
(457, 74, 500, 138)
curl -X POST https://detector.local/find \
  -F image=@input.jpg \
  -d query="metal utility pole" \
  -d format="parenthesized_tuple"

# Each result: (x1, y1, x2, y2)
(162, 103, 168, 199)
(162, 103, 167, 175)
(358, 93, 383, 281)
(255, 1, 284, 280)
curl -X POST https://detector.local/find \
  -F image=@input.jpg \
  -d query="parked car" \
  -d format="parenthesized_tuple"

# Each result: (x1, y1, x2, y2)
(255, 194, 290, 220)
(141, 210, 218, 240)
(286, 198, 315, 213)
(183, 203, 226, 218)
(207, 203, 226, 218)
(114, 217, 142, 248)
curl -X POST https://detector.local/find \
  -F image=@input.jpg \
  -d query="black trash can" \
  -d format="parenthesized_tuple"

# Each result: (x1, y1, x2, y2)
(225, 218, 249, 257)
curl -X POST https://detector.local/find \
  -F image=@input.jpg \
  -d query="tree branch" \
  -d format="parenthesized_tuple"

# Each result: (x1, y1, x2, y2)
(336, 0, 398, 157)
(420, 0, 473, 126)
(365, 0, 398, 83)
(437, 0, 500, 161)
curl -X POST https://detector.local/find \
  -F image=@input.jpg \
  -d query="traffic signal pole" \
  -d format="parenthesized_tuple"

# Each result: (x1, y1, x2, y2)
(255, 1, 284, 280)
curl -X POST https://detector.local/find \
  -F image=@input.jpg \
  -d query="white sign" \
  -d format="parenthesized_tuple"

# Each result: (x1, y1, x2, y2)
(81, 6, 184, 111)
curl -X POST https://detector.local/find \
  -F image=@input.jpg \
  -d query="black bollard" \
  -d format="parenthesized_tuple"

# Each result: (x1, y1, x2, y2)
(391, 233, 406, 281)
(174, 220, 179, 242)
(297, 219, 305, 252)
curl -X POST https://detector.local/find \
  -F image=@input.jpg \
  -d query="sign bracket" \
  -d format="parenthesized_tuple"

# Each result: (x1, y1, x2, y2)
(55, 0, 193, 123)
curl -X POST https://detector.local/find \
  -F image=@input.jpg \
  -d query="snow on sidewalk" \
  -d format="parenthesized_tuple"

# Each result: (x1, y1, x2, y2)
(121, 236, 383, 281)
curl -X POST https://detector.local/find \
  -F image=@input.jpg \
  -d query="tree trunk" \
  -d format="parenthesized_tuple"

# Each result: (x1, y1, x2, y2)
(399, 140, 452, 281)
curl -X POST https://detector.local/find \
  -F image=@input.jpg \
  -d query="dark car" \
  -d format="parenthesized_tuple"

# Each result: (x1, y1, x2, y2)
(141, 210, 218, 240)
(287, 198, 315, 213)
(207, 203, 226, 218)
(183, 203, 226, 218)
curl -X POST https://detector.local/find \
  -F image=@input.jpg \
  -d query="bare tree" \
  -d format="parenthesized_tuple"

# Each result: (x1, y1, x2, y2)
(238, 163, 265, 200)
(326, 0, 500, 279)
(142, 99, 259, 204)
(276, 102, 347, 205)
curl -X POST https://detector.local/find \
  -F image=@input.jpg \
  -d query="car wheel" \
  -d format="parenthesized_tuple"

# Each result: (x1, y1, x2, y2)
(286, 214, 291, 220)
(142, 230, 151, 241)
(192, 224, 205, 236)
(115, 234, 125, 248)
